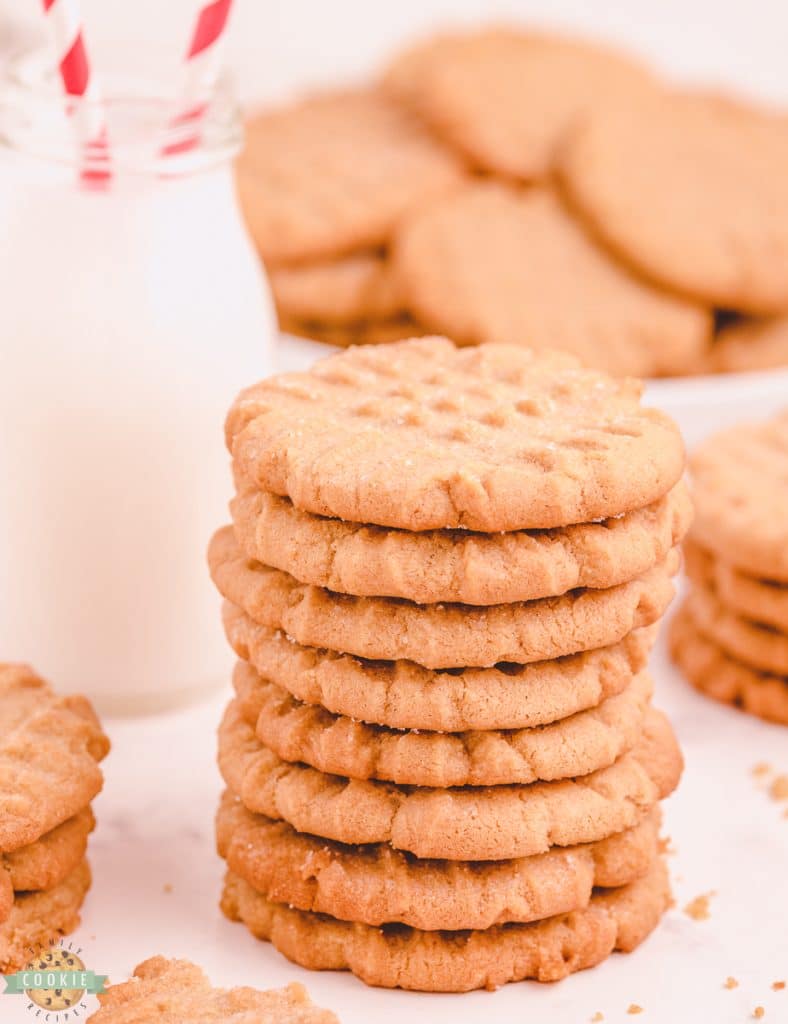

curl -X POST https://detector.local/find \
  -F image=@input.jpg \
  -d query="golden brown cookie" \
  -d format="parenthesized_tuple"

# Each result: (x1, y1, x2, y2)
(383, 29, 654, 181)
(217, 700, 682, 860)
(279, 315, 424, 348)
(226, 338, 686, 532)
(0, 874, 8, 923)
(685, 542, 788, 634)
(3, 808, 95, 893)
(87, 955, 338, 1023)
(393, 184, 710, 376)
(669, 603, 788, 725)
(0, 860, 91, 973)
(0, 664, 109, 853)
(0, 810, 93, 926)
(224, 603, 656, 732)
(381, 31, 459, 106)
(234, 660, 654, 787)
(689, 412, 788, 583)
(683, 583, 788, 677)
(209, 527, 676, 669)
(560, 89, 788, 313)
(270, 251, 404, 325)
(230, 479, 692, 604)
(237, 89, 464, 267)
(216, 789, 661, 931)
(709, 316, 788, 373)
(221, 855, 671, 992)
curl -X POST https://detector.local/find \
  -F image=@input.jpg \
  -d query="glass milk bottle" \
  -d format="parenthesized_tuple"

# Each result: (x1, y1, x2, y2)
(0, 52, 275, 713)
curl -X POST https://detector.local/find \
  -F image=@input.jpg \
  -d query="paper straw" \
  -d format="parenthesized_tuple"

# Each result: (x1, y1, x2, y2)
(163, 0, 234, 158)
(40, 0, 110, 181)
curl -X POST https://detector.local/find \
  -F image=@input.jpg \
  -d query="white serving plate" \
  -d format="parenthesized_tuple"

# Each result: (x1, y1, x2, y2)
(647, 367, 788, 450)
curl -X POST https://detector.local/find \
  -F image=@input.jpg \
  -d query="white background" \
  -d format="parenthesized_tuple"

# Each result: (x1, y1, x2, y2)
(2, 4, 788, 1023)
(2, 0, 788, 108)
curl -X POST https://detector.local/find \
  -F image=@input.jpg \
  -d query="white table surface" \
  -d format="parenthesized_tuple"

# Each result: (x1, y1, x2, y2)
(6, 626, 788, 1024)
(5, 338, 788, 1023)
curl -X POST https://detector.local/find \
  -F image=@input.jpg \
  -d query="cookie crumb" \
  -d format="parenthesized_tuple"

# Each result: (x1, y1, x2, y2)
(724, 976, 739, 990)
(683, 891, 715, 920)
(773, 981, 786, 991)
(752, 762, 772, 777)
(658, 835, 676, 856)
(627, 1006, 643, 1016)
(163, 883, 173, 894)
(753, 1008, 765, 1019)
(769, 775, 788, 800)
(590, 1014, 604, 1022)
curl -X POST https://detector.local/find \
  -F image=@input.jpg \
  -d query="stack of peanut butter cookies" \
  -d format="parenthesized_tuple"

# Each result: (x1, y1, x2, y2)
(671, 410, 788, 725)
(209, 338, 689, 992)
(0, 664, 109, 971)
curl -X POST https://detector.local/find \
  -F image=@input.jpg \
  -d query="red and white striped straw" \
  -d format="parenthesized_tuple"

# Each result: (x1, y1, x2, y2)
(163, 0, 234, 158)
(40, 0, 110, 182)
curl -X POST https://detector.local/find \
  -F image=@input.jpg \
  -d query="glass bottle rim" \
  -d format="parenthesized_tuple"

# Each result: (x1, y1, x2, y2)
(0, 47, 243, 178)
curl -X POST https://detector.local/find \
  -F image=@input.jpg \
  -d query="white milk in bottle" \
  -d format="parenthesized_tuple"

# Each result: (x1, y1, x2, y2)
(0, 52, 276, 712)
